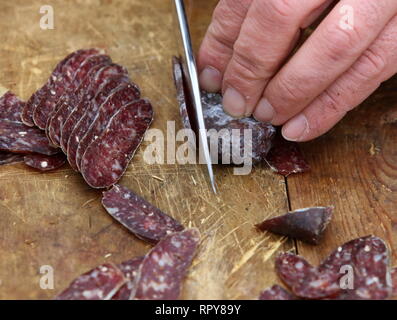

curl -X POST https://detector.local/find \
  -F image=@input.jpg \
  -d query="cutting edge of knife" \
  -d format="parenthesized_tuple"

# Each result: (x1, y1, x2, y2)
(173, 0, 217, 194)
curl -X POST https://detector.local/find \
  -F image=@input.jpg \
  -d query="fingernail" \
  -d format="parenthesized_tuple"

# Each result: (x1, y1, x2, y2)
(223, 87, 246, 118)
(199, 66, 222, 92)
(253, 98, 275, 122)
(282, 114, 309, 141)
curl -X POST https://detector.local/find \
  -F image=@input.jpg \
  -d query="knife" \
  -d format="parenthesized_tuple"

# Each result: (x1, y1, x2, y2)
(173, 0, 217, 193)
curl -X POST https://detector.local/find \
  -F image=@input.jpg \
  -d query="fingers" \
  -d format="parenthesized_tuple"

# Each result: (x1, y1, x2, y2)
(255, 0, 397, 125)
(281, 14, 397, 141)
(197, 0, 253, 92)
(221, 0, 331, 117)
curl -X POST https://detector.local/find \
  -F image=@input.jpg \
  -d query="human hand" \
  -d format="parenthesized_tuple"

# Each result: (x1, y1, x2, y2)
(197, 0, 397, 141)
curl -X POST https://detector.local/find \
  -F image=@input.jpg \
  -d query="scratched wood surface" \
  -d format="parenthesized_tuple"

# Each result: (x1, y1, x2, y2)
(0, 0, 395, 300)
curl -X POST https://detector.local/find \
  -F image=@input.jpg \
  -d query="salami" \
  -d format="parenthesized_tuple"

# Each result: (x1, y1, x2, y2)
(0, 91, 25, 122)
(173, 57, 275, 164)
(24, 153, 66, 171)
(319, 236, 392, 300)
(66, 76, 131, 171)
(132, 228, 200, 300)
(0, 120, 58, 155)
(256, 206, 333, 245)
(21, 50, 84, 126)
(276, 252, 341, 299)
(265, 133, 310, 176)
(391, 268, 397, 296)
(60, 64, 129, 153)
(102, 184, 184, 243)
(80, 99, 153, 188)
(259, 285, 297, 300)
(33, 49, 102, 129)
(47, 61, 110, 146)
(0, 152, 24, 166)
(55, 263, 126, 300)
(75, 83, 141, 170)
(112, 257, 144, 300)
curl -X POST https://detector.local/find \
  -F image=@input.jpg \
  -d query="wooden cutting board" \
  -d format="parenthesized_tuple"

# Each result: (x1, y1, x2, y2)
(0, 0, 395, 299)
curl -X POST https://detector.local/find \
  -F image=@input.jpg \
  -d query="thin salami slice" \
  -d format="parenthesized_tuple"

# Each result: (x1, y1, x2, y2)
(276, 252, 341, 299)
(0, 91, 25, 122)
(24, 153, 66, 171)
(60, 64, 129, 153)
(0, 152, 24, 166)
(259, 285, 297, 300)
(319, 236, 392, 300)
(265, 133, 310, 176)
(391, 268, 397, 297)
(66, 76, 130, 171)
(102, 184, 184, 243)
(75, 83, 141, 170)
(21, 50, 83, 126)
(33, 49, 102, 129)
(47, 61, 110, 146)
(132, 228, 200, 300)
(172, 57, 275, 164)
(0, 120, 59, 155)
(112, 257, 144, 300)
(55, 263, 126, 300)
(80, 99, 153, 188)
(256, 206, 333, 245)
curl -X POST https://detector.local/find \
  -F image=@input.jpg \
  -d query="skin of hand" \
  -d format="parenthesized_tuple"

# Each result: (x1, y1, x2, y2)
(197, 0, 397, 141)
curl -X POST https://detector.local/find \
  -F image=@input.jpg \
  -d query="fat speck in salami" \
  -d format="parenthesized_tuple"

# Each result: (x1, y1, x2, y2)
(132, 228, 200, 300)
(24, 153, 66, 171)
(102, 184, 184, 243)
(0, 120, 58, 155)
(256, 206, 333, 245)
(259, 285, 297, 300)
(55, 263, 126, 300)
(80, 99, 153, 188)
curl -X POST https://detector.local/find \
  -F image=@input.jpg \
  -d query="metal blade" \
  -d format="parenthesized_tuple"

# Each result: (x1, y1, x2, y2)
(173, 0, 217, 193)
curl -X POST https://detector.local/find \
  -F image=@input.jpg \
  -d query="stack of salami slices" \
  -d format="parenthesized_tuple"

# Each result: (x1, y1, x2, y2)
(17, 48, 153, 187)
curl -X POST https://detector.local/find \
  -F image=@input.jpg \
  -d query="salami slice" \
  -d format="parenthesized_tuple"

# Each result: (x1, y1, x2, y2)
(391, 268, 397, 297)
(132, 228, 200, 300)
(0, 120, 59, 155)
(55, 263, 126, 300)
(256, 206, 333, 245)
(102, 184, 184, 243)
(265, 133, 310, 176)
(24, 153, 66, 171)
(80, 99, 153, 188)
(33, 49, 102, 129)
(172, 57, 275, 164)
(47, 61, 110, 146)
(319, 236, 392, 300)
(60, 64, 129, 153)
(0, 91, 25, 122)
(259, 285, 297, 300)
(112, 257, 144, 300)
(0, 152, 24, 166)
(276, 252, 341, 299)
(66, 76, 131, 171)
(75, 83, 141, 170)
(21, 50, 83, 126)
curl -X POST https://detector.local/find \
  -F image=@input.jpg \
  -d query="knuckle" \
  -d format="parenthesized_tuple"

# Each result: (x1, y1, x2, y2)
(266, 0, 296, 22)
(230, 45, 267, 80)
(351, 47, 387, 80)
(322, 23, 361, 61)
(208, 18, 237, 50)
(273, 76, 303, 111)
(318, 89, 344, 115)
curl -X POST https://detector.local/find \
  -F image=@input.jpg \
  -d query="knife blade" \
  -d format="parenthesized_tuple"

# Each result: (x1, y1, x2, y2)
(173, 0, 217, 193)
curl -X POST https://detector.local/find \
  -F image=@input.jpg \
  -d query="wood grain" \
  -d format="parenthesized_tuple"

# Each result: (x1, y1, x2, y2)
(0, 0, 292, 299)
